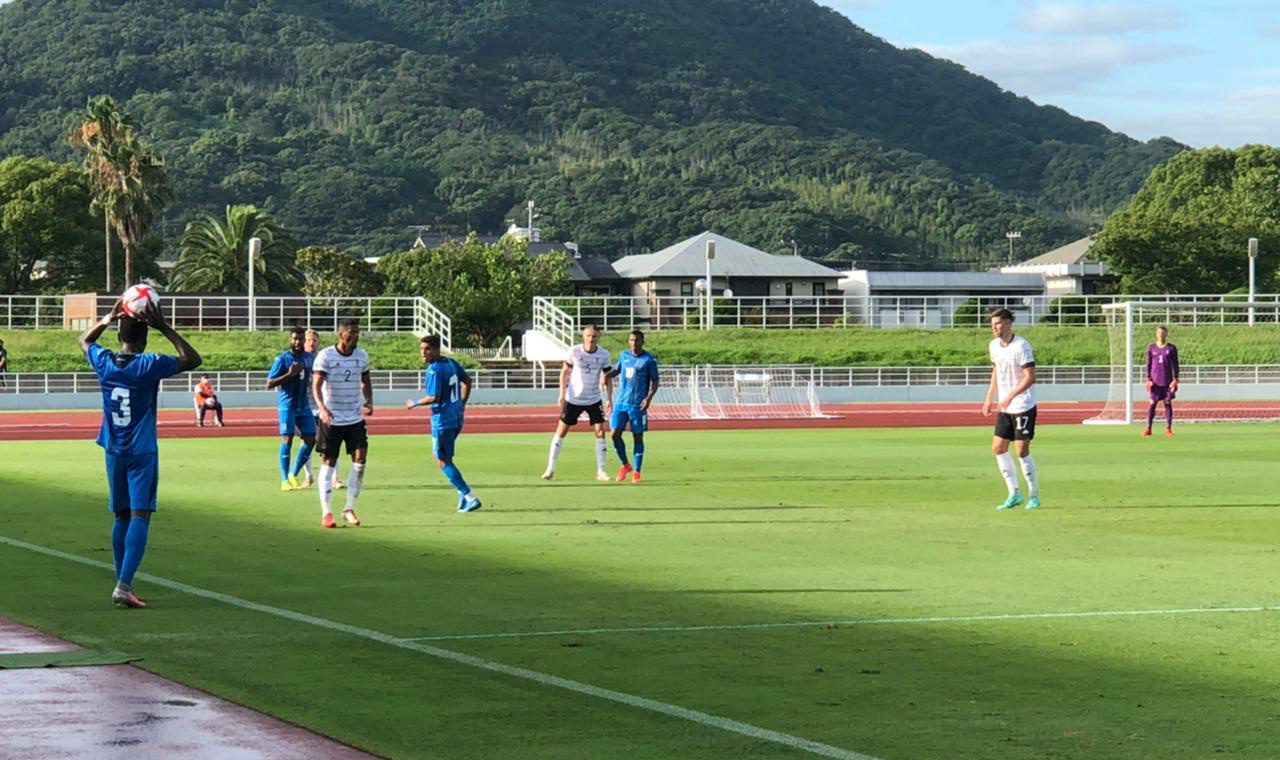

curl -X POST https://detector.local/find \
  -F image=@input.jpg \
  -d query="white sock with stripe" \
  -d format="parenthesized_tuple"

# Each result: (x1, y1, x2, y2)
(995, 452, 1019, 495)
(547, 436, 564, 473)
(319, 464, 334, 516)
(1018, 455, 1038, 498)
(345, 463, 365, 509)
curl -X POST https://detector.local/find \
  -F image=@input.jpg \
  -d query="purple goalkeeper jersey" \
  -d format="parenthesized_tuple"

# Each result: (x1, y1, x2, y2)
(1147, 343, 1179, 386)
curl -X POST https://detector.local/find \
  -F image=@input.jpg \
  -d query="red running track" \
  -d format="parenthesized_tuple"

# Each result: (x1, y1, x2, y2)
(0, 403, 1108, 441)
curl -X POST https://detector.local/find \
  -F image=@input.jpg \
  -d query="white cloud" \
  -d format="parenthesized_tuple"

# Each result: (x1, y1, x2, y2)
(1017, 3, 1184, 35)
(918, 37, 1196, 95)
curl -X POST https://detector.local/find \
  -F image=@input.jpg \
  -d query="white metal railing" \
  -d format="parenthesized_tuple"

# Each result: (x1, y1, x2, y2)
(451, 335, 513, 360)
(7, 364, 1280, 396)
(533, 296, 575, 346)
(412, 298, 452, 351)
(549, 294, 1280, 331)
(1, 295, 66, 329)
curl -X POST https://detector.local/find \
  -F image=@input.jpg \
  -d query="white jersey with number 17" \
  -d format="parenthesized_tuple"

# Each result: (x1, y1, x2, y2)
(315, 346, 370, 425)
(989, 335, 1036, 414)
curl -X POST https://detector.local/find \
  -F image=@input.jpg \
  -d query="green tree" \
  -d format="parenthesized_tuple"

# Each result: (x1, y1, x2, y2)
(68, 96, 172, 288)
(295, 245, 384, 298)
(0, 156, 100, 293)
(169, 204, 301, 293)
(377, 234, 571, 346)
(1093, 146, 1280, 293)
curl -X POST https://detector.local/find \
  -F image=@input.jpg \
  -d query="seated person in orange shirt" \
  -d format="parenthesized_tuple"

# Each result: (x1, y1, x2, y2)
(193, 374, 224, 427)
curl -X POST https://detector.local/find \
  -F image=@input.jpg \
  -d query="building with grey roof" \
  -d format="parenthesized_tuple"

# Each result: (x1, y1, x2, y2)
(998, 236, 1113, 294)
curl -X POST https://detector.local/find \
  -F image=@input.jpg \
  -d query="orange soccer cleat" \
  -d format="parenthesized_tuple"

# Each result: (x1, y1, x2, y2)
(631, 470, 642, 484)
(616, 464, 632, 482)
(1140, 428, 1152, 437)
(322, 513, 336, 529)
(1164, 428, 1174, 438)
(111, 588, 148, 609)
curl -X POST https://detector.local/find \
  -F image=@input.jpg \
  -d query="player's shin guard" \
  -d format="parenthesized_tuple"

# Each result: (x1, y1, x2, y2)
(634, 441, 645, 472)
(442, 463, 470, 495)
(319, 464, 335, 515)
(345, 463, 366, 509)
(1164, 401, 1173, 427)
(546, 436, 564, 472)
(595, 437, 608, 472)
(612, 437, 629, 466)
(292, 442, 314, 477)
(111, 516, 129, 578)
(1018, 455, 1039, 498)
(119, 518, 150, 587)
(995, 452, 1019, 495)
(279, 441, 292, 480)
(1147, 403, 1157, 429)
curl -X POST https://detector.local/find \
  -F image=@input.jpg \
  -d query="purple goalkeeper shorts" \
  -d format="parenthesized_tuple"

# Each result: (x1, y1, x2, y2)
(1149, 384, 1174, 402)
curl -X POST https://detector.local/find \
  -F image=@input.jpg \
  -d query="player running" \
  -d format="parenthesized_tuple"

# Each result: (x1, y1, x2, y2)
(312, 320, 372, 528)
(80, 298, 201, 608)
(1143, 325, 1180, 438)
(981, 307, 1041, 510)
(542, 324, 612, 482)
(406, 335, 480, 512)
(603, 329, 660, 483)
(266, 326, 315, 491)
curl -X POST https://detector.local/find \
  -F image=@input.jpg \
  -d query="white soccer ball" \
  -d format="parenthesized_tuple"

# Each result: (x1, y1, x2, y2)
(120, 284, 160, 318)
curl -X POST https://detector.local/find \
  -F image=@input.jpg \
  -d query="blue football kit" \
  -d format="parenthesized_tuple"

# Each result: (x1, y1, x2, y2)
(610, 350, 659, 434)
(425, 357, 469, 460)
(269, 350, 316, 437)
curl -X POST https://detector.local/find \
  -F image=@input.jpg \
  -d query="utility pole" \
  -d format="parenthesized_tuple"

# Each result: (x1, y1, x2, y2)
(1005, 230, 1022, 265)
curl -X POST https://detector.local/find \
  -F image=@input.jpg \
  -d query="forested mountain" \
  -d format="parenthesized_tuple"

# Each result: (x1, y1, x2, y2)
(0, 0, 1184, 266)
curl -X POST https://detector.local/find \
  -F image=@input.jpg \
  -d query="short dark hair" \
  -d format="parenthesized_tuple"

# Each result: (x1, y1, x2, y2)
(338, 319, 360, 332)
(582, 323, 600, 333)
(289, 325, 306, 337)
(1156, 324, 1168, 332)
(421, 334, 441, 350)
(118, 315, 148, 345)
(987, 307, 1015, 322)
(629, 329, 645, 340)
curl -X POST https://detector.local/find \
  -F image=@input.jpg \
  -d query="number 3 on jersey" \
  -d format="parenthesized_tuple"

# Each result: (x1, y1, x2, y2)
(110, 387, 132, 427)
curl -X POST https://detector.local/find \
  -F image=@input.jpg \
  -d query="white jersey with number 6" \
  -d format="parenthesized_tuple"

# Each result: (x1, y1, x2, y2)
(566, 345, 611, 405)
(315, 346, 370, 425)
(989, 335, 1036, 414)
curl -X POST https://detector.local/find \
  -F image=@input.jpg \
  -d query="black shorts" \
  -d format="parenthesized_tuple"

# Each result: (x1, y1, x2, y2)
(560, 401, 605, 426)
(317, 420, 368, 458)
(994, 407, 1037, 441)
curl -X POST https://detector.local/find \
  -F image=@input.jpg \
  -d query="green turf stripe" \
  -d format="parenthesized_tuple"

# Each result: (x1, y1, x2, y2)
(0, 650, 141, 669)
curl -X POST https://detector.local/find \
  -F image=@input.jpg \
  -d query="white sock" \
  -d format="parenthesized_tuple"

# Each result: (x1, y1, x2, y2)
(319, 464, 334, 516)
(345, 463, 366, 509)
(547, 436, 564, 472)
(1019, 455, 1039, 498)
(301, 461, 312, 480)
(595, 437, 607, 472)
(995, 452, 1019, 495)
(331, 464, 341, 485)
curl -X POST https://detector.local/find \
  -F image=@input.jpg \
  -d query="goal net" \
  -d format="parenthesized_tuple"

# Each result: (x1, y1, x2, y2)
(648, 365, 830, 420)
(1085, 300, 1280, 424)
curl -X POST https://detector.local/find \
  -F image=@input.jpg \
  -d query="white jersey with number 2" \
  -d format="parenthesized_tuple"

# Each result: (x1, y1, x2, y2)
(989, 335, 1036, 414)
(315, 346, 370, 425)
(566, 345, 611, 405)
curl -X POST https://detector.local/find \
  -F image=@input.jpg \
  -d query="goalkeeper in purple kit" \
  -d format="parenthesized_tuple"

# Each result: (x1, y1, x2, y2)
(1143, 325, 1180, 438)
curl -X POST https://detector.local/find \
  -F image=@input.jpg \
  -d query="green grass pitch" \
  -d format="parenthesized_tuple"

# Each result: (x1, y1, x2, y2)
(1, 425, 1278, 759)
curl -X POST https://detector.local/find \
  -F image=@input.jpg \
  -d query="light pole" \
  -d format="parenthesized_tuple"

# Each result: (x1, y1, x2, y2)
(526, 200, 537, 241)
(1248, 237, 1259, 325)
(705, 239, 716, 330)
(1005, 230, 1022, 265)
(247, 237, 261, 329)
(782, 238, 798, 256)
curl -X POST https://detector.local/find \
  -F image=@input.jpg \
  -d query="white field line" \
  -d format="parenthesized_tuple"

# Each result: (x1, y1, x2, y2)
(402, 605, 1276, 642)
(0, 535, 882, 760)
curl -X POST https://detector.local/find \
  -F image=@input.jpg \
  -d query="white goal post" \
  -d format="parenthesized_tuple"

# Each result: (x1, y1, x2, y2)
(648, 365, 830, 420)
(1085, 300, 1280, 425)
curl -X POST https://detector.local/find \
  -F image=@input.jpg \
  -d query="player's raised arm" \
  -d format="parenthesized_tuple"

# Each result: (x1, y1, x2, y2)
(144, 301, 201, 373)
(79, 299, 124, 354)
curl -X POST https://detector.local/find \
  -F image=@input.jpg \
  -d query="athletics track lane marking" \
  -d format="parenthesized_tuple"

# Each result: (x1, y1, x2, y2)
(400, 605, 1275, 641)
(0, 534, 883, 760)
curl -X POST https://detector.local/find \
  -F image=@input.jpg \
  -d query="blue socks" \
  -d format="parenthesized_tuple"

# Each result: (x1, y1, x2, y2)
(442, 463, 470, 495)
(634, 441, 645, 473)
(292, 442, 314, 477)
(111, 517, 128, 578)
(119, 517, 150, 587)
(612, 437, 629, 466)
(279, 441, 292, 480)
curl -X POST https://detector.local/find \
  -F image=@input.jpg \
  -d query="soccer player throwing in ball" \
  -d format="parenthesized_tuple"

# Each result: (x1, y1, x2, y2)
(982, 307, 1041, 510)
(1143, 325, 1180, 438)
(542, 324, 612, 481)
(81, 297, 202, 608)
(603, 329, 660, 483)
(312, 320, 372, 528)
(406, 335, 480, 512)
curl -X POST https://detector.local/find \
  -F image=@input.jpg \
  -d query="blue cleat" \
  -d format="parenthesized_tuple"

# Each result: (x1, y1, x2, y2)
(996, 493, 1025, 510)
(1025, 496, 1041, 510)
(459, 495, 482, 513)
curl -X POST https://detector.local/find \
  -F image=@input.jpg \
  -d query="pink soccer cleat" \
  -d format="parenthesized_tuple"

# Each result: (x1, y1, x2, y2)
(111, 588, 148, 609)
(631, 470, 642, 484)
(322, 513, 336, 529)
(616, 464, 632, 482)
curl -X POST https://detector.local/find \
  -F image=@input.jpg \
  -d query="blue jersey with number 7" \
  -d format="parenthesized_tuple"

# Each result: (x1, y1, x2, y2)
(88, 343, 181, 455)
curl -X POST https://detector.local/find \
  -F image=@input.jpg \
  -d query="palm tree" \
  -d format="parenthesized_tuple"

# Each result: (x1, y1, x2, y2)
(68, 96, 171, 288)
(169, 205, 301, 293)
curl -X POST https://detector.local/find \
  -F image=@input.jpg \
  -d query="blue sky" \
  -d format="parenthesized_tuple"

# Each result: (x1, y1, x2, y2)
(825, 0, 1280, 147)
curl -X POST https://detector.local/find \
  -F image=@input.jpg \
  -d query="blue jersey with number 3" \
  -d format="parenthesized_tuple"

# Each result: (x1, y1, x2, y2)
(88, 343, 181, 455)
(425, 357, 469, 430)
(613, 350, 659, 408)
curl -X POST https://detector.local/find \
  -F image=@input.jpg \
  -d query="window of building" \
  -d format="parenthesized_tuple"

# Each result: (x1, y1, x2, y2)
(681, 282, 693, 296)
(813, 282, 826, 296)
(785, 282, 793, 297)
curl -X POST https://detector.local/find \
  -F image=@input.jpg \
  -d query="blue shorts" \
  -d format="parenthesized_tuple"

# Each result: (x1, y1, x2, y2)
(278, 408, 317, 437)
(432, 426, 461, 461)
(105, 452, 159, 513)
(610, 405, 648, 434)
